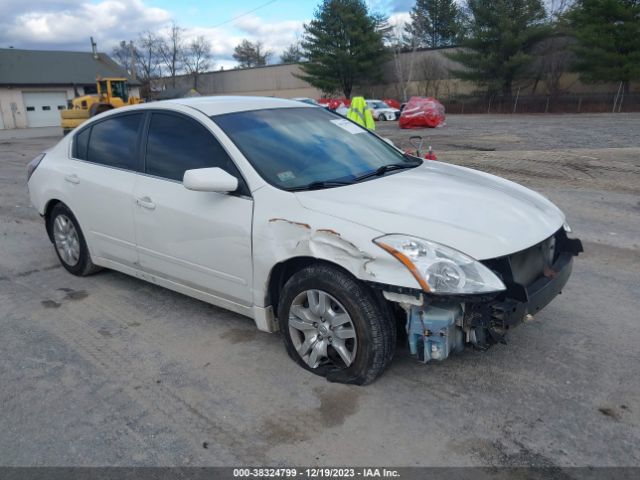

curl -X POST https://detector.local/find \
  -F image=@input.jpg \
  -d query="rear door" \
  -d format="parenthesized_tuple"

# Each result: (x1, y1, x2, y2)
(132, 111, 253, 306)
(67, 112, 143, 267)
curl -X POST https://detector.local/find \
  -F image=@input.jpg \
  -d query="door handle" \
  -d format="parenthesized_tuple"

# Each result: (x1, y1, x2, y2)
(135, 196, 156, 210)
(64, 174, 80, 184)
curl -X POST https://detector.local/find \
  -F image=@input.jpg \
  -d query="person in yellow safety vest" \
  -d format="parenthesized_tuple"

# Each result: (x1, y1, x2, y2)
(347, 96, 376, 130)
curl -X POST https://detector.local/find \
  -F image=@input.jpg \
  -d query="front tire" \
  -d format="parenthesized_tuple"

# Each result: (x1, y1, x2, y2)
(48, 203, 100, 276)
(278, 264, 395, 385)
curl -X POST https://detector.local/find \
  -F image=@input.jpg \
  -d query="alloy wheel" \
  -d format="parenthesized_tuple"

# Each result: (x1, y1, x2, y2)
(288, 289, 357, 369)
(53, 214, 80, 266)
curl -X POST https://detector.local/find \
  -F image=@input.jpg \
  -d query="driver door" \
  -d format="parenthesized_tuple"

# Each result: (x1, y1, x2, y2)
(132, 111, 253, 306)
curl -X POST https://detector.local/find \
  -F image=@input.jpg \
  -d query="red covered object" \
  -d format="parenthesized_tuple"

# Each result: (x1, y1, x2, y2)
(318, 98, 351, 110)
(399, 96, 445, 129)
(383, 98, 401, 109)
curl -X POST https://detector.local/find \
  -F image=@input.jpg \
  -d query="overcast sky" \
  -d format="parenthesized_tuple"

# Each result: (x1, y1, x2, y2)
(0, 0, 414, 69)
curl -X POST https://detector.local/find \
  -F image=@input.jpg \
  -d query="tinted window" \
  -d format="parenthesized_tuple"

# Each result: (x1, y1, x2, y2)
(213, 107, 416, 190)
(74, 127, 90, 160)
(145, 113, 239, 182)
(87, 113, 142, 170)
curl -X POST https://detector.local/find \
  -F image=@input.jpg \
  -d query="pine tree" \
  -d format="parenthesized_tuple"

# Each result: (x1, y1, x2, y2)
(567, 0, 640, 92)
(299, 0, 389, 98)
(447, 0, 550, 97)
(404, 0, 465, 48)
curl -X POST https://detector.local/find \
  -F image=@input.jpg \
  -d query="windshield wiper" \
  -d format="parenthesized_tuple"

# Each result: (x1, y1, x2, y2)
(353, 161, 421, 183)
(287, 180, 354, 192)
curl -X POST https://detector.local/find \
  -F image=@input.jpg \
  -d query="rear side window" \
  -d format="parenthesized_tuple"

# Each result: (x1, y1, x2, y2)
(74, 128, 90, 160)
(87, 113, 142, 170)
(145, 113, 240, 182)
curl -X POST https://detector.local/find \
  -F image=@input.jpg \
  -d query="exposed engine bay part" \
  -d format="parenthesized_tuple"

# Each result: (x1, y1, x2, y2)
(382, 228, 583, 363)
(407, 303, 464, 362)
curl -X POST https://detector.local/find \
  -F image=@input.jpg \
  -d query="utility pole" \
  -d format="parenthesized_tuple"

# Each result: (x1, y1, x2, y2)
(129, 40, 137, 80)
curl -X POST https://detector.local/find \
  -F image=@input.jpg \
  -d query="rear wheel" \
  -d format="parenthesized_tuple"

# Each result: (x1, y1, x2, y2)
(278, 264, 395, 385)
(48, 203, 100, 276)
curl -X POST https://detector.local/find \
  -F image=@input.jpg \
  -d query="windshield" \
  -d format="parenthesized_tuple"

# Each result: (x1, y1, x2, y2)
(368, 101, 388, 109)
(212, 107, 419, 190)
(111, 81, 129, 102)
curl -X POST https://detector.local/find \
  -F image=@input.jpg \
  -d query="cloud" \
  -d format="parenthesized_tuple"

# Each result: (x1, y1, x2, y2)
(0, 0, 171, 51)
(232, 15, 306, 60)
(367, 0, 414, 14)
(0, 1, 307, 68)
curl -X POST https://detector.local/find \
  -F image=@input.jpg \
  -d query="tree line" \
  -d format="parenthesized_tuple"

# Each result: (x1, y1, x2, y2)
(299, 0, 639, 99)
(113, 0, 639, 100)
(112, 26, 304, 95)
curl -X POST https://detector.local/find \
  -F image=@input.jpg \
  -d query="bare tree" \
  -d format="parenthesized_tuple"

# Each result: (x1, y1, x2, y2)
(111, 40, 134, 76)
(233, 40, 272, 68)
(280, 42, 304, 64)
(390, 26, 418, 102)
(183, 36, 213, 88)
(158, 22, 185, 87)
(531, 35, 574, 95)
(137, 31, 162, 80)
(417, 54, 449, 98)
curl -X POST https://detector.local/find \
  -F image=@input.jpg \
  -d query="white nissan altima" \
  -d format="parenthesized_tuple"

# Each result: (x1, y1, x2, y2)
(27, 96, 582, 384)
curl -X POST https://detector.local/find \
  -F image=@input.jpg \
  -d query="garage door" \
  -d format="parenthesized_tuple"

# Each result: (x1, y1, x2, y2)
(23, 92, 68, 128)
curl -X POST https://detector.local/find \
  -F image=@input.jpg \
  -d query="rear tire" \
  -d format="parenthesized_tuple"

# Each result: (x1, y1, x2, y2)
(278, 264, 395, 385)
(48, 203, 101, 276)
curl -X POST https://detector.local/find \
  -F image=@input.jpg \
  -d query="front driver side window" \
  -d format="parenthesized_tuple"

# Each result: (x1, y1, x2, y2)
(145, 112, 243, 189)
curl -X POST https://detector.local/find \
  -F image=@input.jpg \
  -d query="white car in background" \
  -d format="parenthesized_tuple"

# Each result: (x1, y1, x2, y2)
(366, 99, 400, 121)
(27, 96, 582, 384)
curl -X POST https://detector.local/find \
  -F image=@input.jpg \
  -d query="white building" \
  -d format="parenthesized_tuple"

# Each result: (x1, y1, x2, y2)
(0, 48, 141, 129)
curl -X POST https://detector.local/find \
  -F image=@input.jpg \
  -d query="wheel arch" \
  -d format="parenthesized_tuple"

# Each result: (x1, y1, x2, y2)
(44, 198, 64, 242)
(266, 256, 361, 318)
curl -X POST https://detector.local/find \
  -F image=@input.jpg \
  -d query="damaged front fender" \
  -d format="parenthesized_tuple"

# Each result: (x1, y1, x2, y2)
(251, 189, 422, 330)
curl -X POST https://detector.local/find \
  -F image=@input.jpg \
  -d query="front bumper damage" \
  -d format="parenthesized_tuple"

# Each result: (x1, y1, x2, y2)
(380, 229, 583, 362)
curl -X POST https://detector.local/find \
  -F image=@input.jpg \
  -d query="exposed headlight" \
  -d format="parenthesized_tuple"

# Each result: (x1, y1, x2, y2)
(373, 234, 506, 295)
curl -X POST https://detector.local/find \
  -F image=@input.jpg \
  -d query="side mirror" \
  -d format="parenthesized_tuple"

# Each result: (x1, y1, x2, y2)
(183, 167, 238, 193)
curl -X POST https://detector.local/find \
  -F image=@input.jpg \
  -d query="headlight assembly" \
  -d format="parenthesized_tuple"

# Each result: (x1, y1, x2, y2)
(374, 234, 506, 295)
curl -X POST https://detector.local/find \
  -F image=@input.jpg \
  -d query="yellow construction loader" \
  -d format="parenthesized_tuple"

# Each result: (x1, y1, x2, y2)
(60, 77, 142, 134)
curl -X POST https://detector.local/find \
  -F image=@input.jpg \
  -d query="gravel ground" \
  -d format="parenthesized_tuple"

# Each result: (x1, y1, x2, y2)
(1, 114, 639, 467)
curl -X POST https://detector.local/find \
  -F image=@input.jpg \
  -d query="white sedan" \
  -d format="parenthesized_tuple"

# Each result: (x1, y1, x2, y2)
(27, 96, 582, 384)
(366, 99, 400, 121)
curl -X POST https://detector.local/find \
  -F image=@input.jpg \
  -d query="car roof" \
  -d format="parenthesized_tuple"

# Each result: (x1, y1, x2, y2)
(163, 95, 312, 116)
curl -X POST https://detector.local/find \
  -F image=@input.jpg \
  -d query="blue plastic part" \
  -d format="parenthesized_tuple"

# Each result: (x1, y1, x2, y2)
(407, 303, 464, 362)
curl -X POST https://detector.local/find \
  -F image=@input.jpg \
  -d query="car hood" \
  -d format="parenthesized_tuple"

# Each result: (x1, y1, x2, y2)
(374, 107, 399, 113)
(294, 162, 565, 260)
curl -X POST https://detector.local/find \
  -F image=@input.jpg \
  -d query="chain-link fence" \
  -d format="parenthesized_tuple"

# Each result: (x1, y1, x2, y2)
(442, 93, 640, 114)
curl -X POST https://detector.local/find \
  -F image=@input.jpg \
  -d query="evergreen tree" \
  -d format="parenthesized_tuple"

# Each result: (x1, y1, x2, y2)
(299, 0, 389, 98)
(567, 0, 640, 91)
(404, 0, 465, 48)
(447, 0, 550, 96)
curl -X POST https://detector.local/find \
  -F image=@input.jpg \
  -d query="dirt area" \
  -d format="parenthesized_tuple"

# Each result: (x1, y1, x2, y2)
(1, 114, 639, 467)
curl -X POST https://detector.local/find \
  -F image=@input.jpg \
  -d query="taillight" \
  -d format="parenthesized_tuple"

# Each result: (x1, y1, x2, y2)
(27, 153, 45, 181)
